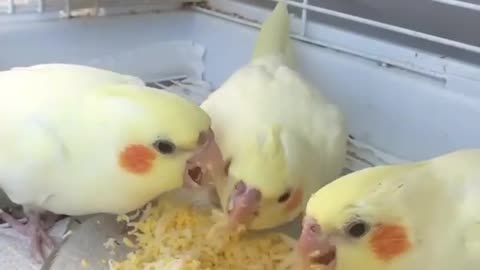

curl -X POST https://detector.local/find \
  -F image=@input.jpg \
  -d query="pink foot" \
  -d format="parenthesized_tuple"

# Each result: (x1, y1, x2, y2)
(0, 210, 56, 263)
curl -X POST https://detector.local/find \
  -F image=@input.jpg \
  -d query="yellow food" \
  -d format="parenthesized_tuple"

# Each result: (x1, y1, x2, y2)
(109, 199, 296, 270)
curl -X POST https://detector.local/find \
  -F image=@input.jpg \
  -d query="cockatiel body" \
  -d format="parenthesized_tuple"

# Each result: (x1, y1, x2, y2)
(0, 63, 224, 261)
(201, 1, 347, 230)
(297, 149, 480, 270)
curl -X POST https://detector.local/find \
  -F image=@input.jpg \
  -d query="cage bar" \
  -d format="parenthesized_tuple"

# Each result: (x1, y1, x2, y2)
(270, 0, 480, 54)
(432, 0, 480, 12)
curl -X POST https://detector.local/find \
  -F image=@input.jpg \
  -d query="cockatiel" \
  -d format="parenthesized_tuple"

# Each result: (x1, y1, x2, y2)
(297, 148, 480, 270)
(0, 63, 224, 262)
(200, 1, 347, 231)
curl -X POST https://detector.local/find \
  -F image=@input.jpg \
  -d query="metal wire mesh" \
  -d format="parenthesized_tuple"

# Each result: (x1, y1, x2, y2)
(2, 0, 480, 57)
(0, 0, 198, 16)
(200, 0, 480, 57)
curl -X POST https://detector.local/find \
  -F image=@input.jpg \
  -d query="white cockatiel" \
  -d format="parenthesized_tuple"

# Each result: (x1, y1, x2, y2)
(297, 148, 480, 270)
(201, 1, 347, 230)
(0, 63, 224, 262)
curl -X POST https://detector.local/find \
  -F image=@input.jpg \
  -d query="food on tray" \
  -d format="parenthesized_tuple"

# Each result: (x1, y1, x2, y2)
(108, 200, 296, 270)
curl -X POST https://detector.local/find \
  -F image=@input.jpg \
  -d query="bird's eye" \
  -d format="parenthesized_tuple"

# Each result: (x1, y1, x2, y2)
(277, 190, 291, 203)
(345, 220, 370, 238)
(197, 130, 208, 146)
(153, 139, 176, 154)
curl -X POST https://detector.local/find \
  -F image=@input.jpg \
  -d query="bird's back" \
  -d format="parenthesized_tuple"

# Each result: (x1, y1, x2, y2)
(392, 149, 480, 270)
(0, 64, 148, 214)
(202, 60, 347, 195)
(431, 149, 480, 270)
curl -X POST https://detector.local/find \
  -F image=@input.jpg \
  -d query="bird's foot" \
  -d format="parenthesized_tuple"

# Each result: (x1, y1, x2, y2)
(0, 210, 56, 263)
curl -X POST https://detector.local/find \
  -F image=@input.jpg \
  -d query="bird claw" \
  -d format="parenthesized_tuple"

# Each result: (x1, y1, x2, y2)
(30, 225, 55, 263)
(0, 210, 56, 263)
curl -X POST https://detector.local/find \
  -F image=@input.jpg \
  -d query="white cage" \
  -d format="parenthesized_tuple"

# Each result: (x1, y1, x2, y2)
(1, 0, 480, 268)
(2, 0, 480, 171)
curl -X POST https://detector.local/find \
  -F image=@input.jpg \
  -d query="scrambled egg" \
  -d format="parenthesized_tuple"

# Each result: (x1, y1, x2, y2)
(108, 199, 296, 270)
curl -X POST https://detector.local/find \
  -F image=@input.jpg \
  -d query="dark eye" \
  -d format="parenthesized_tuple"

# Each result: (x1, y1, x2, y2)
(277, 190, 291, 203)
(345, 220, 370, 238)
(153, 140, 176, 154)
(197, 130, 208, 146)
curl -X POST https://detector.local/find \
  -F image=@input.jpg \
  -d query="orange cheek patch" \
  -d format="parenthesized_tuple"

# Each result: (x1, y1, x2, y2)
(119, 144, 156, 175)
(284, 188, 303, 212)
(369, 224, 411, 261)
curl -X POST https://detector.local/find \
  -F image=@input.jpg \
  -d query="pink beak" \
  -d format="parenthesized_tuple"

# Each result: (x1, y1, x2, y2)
(183, 128, 225, 188)
(227, 181, 262, 227)
(297, 216, 337, 270)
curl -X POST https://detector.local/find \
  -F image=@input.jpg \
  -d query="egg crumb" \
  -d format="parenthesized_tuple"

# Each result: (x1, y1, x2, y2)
(123, 237, 135, 248)
(104, 238, 117, 249)
(109, 201, 296, 270)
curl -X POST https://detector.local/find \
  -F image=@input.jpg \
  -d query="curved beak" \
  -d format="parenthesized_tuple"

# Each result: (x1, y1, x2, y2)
(183, 128, 225, 188)
(297, 216, 337, 270)
(226, 181, 262, 228)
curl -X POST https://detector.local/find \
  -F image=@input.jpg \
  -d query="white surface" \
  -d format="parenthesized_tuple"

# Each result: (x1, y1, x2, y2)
(84, 40, 207, 82)
(0, 11, 196, 73)
(0, 218, 70, 270)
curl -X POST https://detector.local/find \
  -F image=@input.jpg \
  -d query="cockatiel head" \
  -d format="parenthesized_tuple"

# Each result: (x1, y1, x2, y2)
(296, 164, 423, 270)
(92, 84, 225, 212)
(214, 126, 306, 230)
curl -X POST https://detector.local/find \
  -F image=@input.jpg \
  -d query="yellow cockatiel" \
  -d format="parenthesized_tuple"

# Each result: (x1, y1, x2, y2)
(201, 1, 347, 231)
(0, 63, 224, 262)
(298, 149, 480, 270)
